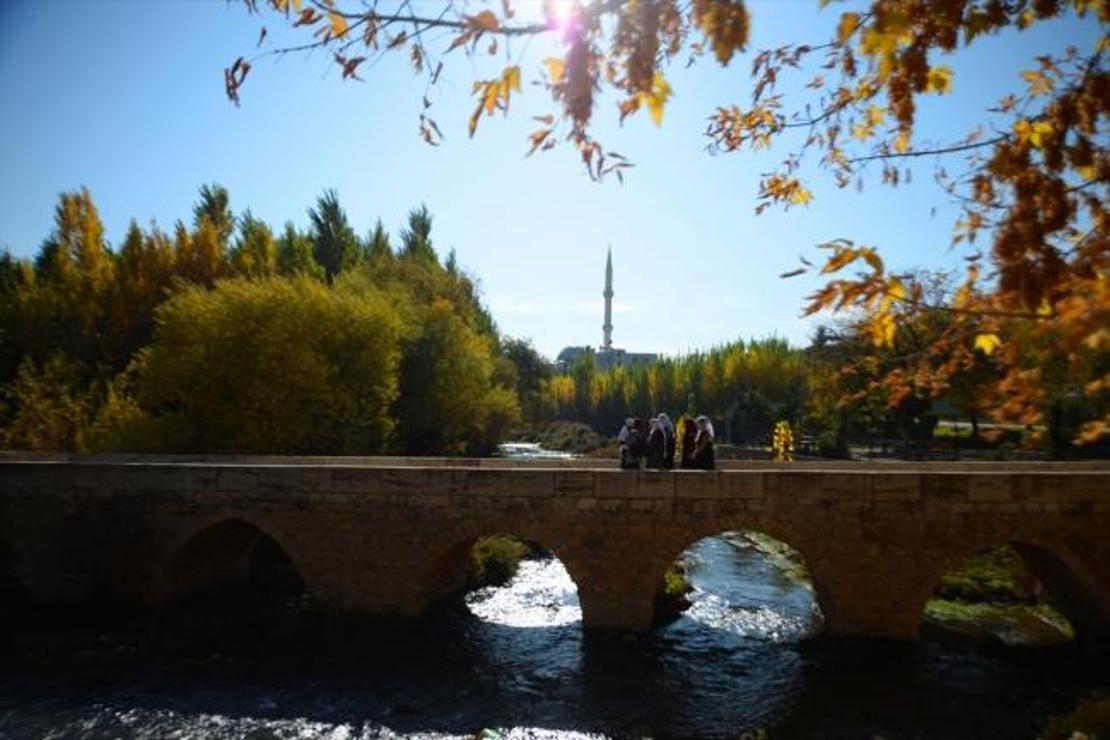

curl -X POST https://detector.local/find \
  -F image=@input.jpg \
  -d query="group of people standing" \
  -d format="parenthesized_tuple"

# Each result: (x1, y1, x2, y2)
(617, 413, 715, 470)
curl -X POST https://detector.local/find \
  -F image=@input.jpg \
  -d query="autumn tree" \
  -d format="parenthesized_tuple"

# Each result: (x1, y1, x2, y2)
(231, 210, 279, 277)
(229, 0, 1109, 445)
(193, 183, 235, 249)
(115, 276, 405, 454)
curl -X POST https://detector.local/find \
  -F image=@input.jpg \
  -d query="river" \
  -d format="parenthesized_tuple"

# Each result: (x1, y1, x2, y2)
(1, 528, 1106, 739)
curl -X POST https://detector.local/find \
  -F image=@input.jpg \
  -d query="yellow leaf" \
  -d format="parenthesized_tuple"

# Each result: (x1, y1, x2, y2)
(1015, 119, 1054, 148)
(871, 312, 897, 346)
(505, 65, 521, 93)
(837, 12, 861, 44)
(974, 333, 1001, 355)
(1022, 69, 1054, 96)
(328, 11, 348, 38)
(791, 185, 814, 206)
(893, 129, 911, 153)
(866, 105, 885, 126)
(859, 248, 883, 272)
(821, 247, 857, 273)
(887, 278, 905, 300)
(638, 72, 672, 127)
(543, 56, 565, 84)
(926, 65, 953, 94)
(467, 10, 500, 32)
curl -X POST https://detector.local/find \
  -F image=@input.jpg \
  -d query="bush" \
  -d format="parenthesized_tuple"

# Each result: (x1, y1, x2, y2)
(468, 535, 533, 589)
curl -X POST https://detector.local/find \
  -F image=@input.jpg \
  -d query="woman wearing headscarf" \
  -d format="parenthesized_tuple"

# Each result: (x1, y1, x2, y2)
(691, 415, 716, 470)
(657, 413, 676, 469)
(618, 417, 635, 469)
(646, 416, 666, 469)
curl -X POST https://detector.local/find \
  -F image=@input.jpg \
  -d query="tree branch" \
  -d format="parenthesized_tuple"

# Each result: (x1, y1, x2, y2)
(846, 136, 1008, 164)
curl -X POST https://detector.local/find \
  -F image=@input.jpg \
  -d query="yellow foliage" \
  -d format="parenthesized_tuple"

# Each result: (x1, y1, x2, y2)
(328, 11, 348, 38)
(637, 72, 673, 126)
(974, 333, 1002, 355)
(543, 56, 565, 84)
(837, 12, 861, 44)
(926, 66, 953, 94)
(1014, 118, 1054, 148)
(1021, 69, 1054, 96)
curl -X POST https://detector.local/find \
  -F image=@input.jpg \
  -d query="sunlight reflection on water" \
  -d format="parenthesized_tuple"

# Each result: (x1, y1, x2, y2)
(465, 558, 582, 627)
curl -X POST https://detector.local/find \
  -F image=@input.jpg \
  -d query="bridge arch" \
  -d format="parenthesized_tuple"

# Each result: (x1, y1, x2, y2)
(651, 524, 827, 637)
(919, 536, 1110, 644)
(162, 517, 307, 605)
(416, 527, 586, 625)
(0, 531, 28, 607)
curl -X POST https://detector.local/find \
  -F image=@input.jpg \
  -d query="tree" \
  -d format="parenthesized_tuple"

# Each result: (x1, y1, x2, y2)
(231, 210, 278, 277)
(229, 0, 1109, 445)
(117, 276, 404, 454)
(276, 221, 325, 279)
(193, 183, 235, 249)
(308, 189, 361, 280)
(399, 205, 437, 264)
(364, 219, 393, 264)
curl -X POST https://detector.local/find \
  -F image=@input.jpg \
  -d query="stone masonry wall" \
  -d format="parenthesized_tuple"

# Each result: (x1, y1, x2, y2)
(1, 457, 1108, 639)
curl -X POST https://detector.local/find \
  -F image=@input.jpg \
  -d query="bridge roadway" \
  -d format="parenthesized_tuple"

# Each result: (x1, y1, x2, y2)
(2, 454, 1108, 640)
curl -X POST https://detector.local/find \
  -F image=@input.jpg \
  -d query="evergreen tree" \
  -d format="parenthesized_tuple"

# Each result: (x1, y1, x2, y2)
(308, 190, 359, 280)
(193, 183, 234, 248)
(276, 222, 324, 279)
(364, 219, 392, 264)
(231, 210, 278, 278)
(399, 205, 436, 264)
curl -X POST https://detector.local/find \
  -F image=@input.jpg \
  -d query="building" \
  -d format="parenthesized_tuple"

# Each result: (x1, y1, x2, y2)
(555, 248, 658, 372)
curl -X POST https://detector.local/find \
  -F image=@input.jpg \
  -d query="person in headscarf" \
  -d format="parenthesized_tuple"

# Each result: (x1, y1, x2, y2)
(678, 416, 698, 469)
(618, 417, 635, 469)
(646, 416, 666, 469)
(657, 413, 676, 469)
(691, 415, 716, 470)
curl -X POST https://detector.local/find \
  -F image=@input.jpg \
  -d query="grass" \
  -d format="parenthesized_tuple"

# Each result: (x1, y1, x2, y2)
(926, 545, 1075, 647)
(935, 545, 1039, 604)
(924, 598, 1074, 646)
(738, 532, 813, 587)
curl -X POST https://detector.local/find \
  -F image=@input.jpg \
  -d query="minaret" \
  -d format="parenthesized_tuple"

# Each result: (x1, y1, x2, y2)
(602, 246, 613, 350)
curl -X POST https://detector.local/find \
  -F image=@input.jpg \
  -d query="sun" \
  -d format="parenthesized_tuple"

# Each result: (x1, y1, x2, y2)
(546, 0, 578, 30)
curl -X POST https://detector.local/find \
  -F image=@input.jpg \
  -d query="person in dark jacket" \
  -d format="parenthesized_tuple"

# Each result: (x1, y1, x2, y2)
(645, 417, 666, 469)
(691, 415, 716, 470)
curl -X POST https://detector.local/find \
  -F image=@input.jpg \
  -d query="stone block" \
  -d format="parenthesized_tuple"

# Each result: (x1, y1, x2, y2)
(675, 471, 720, 499)
(921, 473, 968, 501)
(466, 469, 553, 497)
(555, 470, 596, 497)
(967, 474, 1012, 502)
(213, 468, 256, 492)
(719, 472, 764, 499)
(870, 473, 921, 501)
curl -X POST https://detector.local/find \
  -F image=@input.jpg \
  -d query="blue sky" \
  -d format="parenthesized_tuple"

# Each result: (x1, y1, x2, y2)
(0, 1, 1100, 359)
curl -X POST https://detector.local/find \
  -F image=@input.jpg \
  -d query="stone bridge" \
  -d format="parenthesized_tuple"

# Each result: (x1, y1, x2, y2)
(2, 455, 1109, 641)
